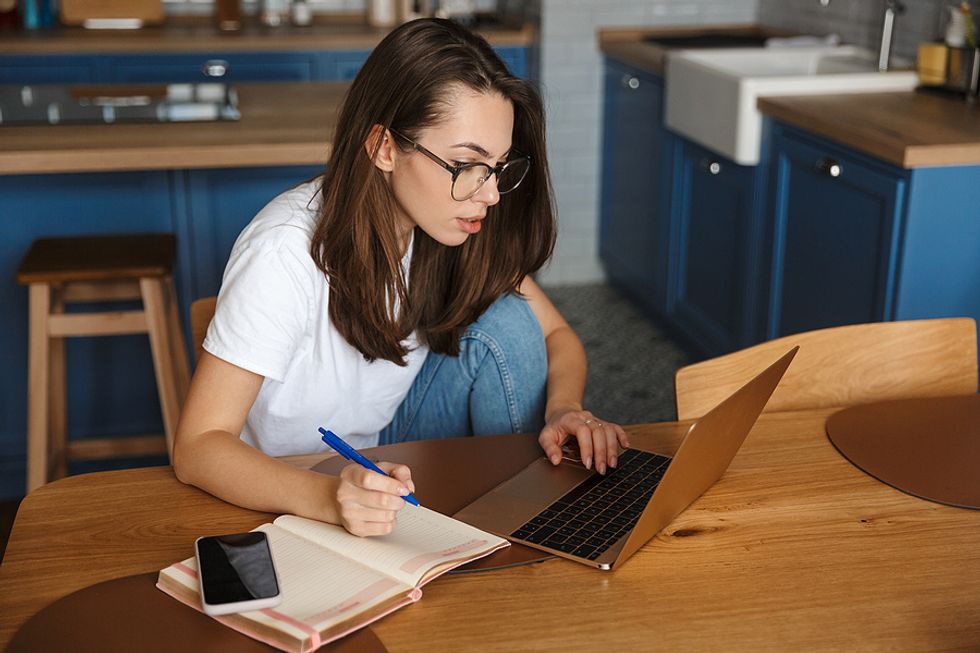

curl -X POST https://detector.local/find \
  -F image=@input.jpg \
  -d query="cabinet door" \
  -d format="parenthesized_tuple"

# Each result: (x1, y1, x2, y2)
(0, 55, 99, 83)
(767, 130, 906, 338)
(182, 166, 324, 301)
(598, 61, 673, 314)
(104, 53, 316, 83)
(670, 138, 756, 356)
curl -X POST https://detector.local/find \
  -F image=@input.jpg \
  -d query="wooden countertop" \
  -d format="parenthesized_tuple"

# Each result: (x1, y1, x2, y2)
(0, 16, 533, 54)
(598, 24, 786, 76)
(0, 82, 345, 175)
(758, 91, 980, 168)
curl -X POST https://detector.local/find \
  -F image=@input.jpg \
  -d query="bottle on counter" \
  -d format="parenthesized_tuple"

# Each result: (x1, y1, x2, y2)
(291, 0, 312, 27)
(260, 0, 289, 27)
(367, 0, 397, 27)
(0, 0, 20, 30)
(215, 0, 242, 31)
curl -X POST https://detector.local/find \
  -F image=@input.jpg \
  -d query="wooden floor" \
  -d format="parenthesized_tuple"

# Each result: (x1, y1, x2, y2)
(0, 500, 20, 562)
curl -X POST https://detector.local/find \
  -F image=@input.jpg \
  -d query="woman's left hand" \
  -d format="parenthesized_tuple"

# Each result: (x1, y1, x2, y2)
(538, 409, 630, 474)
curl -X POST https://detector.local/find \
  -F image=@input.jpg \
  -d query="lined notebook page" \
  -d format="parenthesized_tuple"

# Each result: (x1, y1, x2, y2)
(275, 509, 507, 587)
(247, 523, 411, 634)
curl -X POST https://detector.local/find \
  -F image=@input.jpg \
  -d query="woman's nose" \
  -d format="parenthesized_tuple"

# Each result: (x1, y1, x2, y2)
(471, 174, 500, 206)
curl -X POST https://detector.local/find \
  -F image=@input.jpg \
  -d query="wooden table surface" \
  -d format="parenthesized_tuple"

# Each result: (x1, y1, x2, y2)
(1, 409, 978, 651)
(0, 82, 348, 175)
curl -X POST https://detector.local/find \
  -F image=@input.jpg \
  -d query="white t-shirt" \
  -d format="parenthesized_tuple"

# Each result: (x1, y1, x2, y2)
(203, 180, 428, 456)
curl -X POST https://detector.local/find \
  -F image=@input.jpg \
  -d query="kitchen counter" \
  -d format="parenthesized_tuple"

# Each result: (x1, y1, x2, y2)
(0, 82, 345, 174)
(758, 91, 980, 168)
(0, 16, 533, 54)
(598, 24, 787, 76)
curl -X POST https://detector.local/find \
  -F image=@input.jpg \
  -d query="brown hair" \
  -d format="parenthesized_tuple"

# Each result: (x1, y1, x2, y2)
(312, 18, 555, 365)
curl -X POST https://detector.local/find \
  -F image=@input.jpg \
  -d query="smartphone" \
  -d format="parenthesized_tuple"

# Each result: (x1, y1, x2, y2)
(194, 531, 282, 616)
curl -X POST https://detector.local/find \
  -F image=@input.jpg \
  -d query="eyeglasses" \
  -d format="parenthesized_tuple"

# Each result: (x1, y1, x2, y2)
(388, 128, 531, 202)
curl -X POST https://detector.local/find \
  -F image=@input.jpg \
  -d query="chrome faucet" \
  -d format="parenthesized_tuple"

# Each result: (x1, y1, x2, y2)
(878, 0, 906, 72)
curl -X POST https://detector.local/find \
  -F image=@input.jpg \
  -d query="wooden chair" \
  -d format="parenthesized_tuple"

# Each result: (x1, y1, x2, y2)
(674, 318, 979, 421)
(16, 234, 192, 492)
(190, 296, 217, 363)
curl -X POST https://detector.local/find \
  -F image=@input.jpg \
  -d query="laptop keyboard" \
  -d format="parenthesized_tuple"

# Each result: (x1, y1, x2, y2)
(510, 448, 671, 561)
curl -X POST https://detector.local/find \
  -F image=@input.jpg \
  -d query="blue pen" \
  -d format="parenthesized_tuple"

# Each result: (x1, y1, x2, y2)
(318, 427, 420, 506)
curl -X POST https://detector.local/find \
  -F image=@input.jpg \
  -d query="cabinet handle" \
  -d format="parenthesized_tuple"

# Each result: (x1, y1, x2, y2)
(621, 75, 640, 90)
(202, 59, 230, 78)
(816, 158, 842, 178)
(701, 159, 722, 175)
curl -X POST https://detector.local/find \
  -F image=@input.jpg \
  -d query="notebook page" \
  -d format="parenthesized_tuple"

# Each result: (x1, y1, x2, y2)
(275, 509, 507, 587)
(242, 523, 412, 637)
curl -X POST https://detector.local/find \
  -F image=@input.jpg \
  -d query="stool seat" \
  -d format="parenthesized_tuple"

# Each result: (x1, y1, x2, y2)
(16, 233, 190, 493)
(16, 234, 176, 284)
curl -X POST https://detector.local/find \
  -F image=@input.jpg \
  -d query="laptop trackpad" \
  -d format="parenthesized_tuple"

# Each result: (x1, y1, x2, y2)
(454, 458, 593, 536)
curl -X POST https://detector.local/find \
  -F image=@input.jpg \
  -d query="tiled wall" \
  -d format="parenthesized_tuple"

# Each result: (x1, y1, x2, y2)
(757, 0, 978, 62)
(536, 0, 756, 285)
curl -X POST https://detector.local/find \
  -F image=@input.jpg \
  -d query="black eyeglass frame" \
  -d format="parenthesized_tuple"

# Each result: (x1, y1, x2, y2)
(387, 128, 531, 202)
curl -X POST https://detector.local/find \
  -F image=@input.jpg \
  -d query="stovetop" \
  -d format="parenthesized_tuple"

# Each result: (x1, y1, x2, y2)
(0, 83, 240, 125)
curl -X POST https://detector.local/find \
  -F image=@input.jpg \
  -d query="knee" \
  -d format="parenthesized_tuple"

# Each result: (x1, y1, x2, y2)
(460, 292, 547, 386)
(465, 293, 544, 353)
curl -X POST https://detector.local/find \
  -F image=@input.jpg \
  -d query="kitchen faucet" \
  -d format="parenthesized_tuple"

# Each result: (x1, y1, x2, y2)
(878, 0, 906, 72)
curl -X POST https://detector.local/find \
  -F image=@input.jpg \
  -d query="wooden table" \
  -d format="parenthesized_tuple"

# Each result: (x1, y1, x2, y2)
(1, 409, 978, 651)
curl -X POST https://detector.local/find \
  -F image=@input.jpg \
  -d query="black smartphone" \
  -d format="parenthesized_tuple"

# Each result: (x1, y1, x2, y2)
(194, 531, 282, 616)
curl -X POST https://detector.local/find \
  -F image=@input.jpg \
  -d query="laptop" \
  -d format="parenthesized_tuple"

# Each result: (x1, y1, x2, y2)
(455, 346, 799, 570)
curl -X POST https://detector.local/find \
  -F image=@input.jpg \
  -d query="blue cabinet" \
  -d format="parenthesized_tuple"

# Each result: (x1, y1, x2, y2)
(104, 52, 318, 83)
(0, 55, 100, 83)
(0, 45, 528, 84)
(670, 137, 761, 355)
(766, 127, 907, 338)
(598, 61, 673, 315)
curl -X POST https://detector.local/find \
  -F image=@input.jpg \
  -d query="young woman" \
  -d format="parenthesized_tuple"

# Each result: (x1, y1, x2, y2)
(173, 18, 628, 537)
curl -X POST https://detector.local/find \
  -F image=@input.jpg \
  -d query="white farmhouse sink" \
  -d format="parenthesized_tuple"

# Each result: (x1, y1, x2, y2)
(664, 47, 918, 165)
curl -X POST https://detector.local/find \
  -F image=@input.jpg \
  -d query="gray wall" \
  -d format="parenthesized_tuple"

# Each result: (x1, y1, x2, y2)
(757, 0, 979, 62)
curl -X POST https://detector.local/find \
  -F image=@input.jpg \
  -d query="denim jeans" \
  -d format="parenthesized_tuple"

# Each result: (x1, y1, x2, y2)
(378, 293, 548, 444)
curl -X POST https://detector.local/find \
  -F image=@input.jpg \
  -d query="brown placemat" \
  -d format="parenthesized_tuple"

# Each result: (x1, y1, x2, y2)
(7, 573, 388, 653)
(826, 395, 980, 509)
(311, 433, 555, 571)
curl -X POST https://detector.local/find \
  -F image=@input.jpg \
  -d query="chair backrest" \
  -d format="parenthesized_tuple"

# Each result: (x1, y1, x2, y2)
(190, 296, 217, 364)
(674, 318, 978, 420)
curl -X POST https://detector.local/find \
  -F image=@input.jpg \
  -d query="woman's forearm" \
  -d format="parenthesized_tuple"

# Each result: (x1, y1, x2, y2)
(543, 325, 588, 421)
(173, 431, 342, 524)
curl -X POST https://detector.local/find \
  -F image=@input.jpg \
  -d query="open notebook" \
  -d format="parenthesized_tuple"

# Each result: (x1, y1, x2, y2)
(157, 508, 509, 653)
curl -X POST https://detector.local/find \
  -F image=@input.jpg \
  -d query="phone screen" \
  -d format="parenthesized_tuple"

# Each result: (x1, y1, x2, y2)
(197, 532, 280, 605)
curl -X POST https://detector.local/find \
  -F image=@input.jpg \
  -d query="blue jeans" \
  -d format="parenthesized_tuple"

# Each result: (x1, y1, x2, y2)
(378, 293, 548, 444)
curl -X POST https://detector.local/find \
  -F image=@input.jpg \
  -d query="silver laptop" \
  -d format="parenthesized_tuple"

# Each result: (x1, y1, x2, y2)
(455, 347, 798, 570)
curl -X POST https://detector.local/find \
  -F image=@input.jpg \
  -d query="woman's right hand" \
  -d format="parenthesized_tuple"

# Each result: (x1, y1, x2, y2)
(334, 462, 416, 536)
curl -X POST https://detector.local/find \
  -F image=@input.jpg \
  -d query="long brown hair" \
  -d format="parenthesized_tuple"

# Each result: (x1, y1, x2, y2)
(312, 18, 555, 365)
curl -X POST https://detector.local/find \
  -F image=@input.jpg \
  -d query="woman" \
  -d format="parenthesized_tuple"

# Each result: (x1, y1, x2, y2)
(173, 18, 628, 537)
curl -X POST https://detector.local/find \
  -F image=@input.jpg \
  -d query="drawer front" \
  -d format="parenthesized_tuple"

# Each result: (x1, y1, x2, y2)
(104, 53, 316, 83)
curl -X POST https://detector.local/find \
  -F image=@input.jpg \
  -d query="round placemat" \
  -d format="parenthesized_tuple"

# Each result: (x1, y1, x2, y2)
(8, 573, 388, 653)
(826, 395, 980, 509)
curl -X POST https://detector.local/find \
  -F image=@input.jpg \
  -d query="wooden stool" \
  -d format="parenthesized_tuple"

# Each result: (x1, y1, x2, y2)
(16, 234, 191, 493)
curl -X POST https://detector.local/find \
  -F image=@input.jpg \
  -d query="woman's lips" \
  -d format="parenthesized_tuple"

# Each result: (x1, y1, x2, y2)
(456, 216, 484, 234)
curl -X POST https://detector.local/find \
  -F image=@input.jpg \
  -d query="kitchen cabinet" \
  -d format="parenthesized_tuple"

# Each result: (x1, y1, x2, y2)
(0, 165, 321, 498)
(104, 52, 319, 83)
(766, 126, 906, 338)
(669, 137, 763, 356)
(0, 46, 527, 84)
(598, 60, 673, 315)
(0, 55, 100, 83)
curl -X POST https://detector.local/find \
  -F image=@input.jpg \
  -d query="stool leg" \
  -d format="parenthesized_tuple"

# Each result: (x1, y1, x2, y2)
(163, 276, 191, 404)
(49, 285, 68, 481)
(141, 277, 181, 460)
(26, 284, 51, 493)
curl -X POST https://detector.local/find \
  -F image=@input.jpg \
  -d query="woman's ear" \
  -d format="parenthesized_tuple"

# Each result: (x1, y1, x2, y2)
(365, 124, 396, 173)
